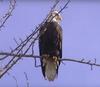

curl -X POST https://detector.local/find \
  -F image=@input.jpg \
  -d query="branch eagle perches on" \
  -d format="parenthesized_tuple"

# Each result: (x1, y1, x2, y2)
(0, 52, 100, 70)
(0, 0, 70, 79)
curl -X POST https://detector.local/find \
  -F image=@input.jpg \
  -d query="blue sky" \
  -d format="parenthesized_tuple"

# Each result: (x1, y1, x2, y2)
(0, 0, 100, 87)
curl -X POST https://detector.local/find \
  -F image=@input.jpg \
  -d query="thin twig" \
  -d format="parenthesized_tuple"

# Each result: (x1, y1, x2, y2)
(61, 58, 100, 67)
(7, 72, 19, 87)
(58, 0, 70, 14)
(0, 0, 16, 30)
(24, 72, 30, 87)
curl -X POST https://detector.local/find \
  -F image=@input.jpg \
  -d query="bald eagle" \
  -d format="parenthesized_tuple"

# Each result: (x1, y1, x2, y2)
(39, 11, 62, 81)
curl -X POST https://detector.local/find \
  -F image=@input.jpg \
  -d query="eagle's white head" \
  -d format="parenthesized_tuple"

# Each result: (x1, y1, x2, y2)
(48, 10, 62, 23)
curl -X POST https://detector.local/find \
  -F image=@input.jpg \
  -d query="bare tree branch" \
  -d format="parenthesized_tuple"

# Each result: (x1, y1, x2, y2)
(7, 72, 19, 87)
(0, 52, 100, 69)
(61, 58, 100, 70)
(58, 0, 70, 14)
(0, 0, 16, 30)
(24, 72, 30, 87)
(0, 52, 41, 60)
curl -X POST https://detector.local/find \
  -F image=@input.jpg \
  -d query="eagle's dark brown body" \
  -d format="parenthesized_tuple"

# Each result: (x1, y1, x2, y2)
(39, 21, 62, 81)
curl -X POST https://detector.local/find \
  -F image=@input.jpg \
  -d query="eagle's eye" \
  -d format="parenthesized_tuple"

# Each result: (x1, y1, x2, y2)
(55, 13, 59, 16)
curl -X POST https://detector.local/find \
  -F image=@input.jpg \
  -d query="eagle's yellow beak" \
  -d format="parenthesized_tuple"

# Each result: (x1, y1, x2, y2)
(58, 14, 62, 21)
(55, 14, 62, 23)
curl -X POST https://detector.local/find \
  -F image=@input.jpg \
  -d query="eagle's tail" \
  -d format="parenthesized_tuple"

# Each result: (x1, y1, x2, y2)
(42, 56, 59, 81)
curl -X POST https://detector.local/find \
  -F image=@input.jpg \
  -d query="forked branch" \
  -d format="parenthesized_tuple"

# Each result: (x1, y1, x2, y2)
(0, 0, 16, 30)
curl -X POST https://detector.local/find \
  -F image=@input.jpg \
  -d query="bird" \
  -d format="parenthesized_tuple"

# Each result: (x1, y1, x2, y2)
(39, 10, 62, 81)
